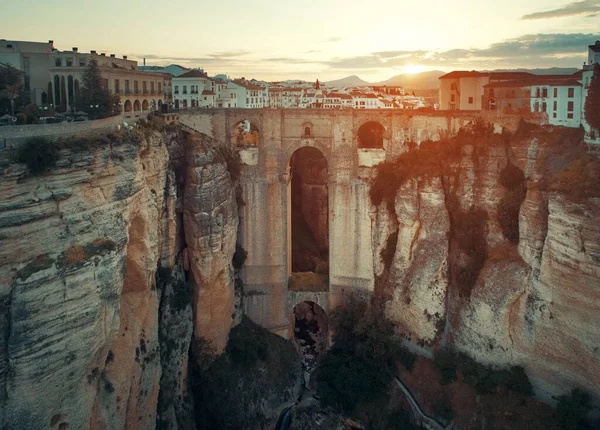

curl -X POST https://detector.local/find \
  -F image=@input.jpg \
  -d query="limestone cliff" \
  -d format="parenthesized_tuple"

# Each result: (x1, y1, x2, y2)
(0, 128, 240, 429)
(375, 125, 600, 404)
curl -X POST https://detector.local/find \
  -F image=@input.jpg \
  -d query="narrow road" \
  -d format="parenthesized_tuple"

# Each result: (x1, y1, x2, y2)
(392, 374, 450, 430)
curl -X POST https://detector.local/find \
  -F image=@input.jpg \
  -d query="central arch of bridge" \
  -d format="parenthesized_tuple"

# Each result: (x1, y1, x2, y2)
(287, 146, 329, 292)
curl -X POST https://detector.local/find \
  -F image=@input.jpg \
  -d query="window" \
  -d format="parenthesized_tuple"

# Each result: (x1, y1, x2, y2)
(158, 83, 161, 92)
(66, 59, 72, 67)
(542, 88, 548, 98)
(174, 85, 179, 94)
(468, 96, 473, 104)
(553, 101, 557, 111)
(55, 58, 62, 66)
(115, 79, 120, 93)
(450, 83, 456, 90)
(568, 101, 574, 112)
(567, 113, 573, 119)
(450, 94, 455, 102)
(183, 85, 187, 94)
(568, 88, 574, 98)
(143, 81, 147, 93)
(534, 101, 539, 112)
(134, 81, 139, 93)
(542, 102, 547, 112)
(536, 88, 540, 98)
(553, 88, 558, 98)
(125, 80, 130, 93)
(151, 82, 154, 93)
(79, 60, 85, 67)
(553, 112, 557, 118)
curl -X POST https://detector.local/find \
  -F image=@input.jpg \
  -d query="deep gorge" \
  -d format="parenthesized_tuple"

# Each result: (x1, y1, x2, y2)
(0, 117, 599, 429)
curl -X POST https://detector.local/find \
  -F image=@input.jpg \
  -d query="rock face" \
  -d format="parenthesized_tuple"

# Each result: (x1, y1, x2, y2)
(378, 128, 600, 403)
(0, 129, 239, 429)
(183, 135, 239, 354)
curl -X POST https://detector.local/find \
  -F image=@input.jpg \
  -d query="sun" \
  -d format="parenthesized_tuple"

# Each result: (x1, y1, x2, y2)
(400, 65, 427, 74)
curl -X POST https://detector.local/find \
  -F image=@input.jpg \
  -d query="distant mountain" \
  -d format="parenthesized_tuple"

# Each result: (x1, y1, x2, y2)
(375, 71, 446, 89)
(324, 75, 371, 87)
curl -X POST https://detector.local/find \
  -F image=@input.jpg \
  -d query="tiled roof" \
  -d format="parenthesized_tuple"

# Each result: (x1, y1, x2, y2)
(590, 41, 600, 53)
(484, 78, 582, 88)
(233, 79, 264, 90)
(177, 69, 209, 78)
(439, 70, 486, 79)
(202, 90, 215, 95)
(488, 72, 535, 80)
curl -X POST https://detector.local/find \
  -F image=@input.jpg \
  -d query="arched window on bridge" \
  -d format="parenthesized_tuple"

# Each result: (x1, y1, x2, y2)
(232, 119, 259, 147)
(357, 121, 385, 149)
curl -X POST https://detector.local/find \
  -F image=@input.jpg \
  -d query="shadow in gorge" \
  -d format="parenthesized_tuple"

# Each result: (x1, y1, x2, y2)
(290, 147, 328, 273)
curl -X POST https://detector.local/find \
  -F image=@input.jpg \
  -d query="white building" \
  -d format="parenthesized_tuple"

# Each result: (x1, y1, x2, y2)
(530, 79, 583, 128)
(172, 69, 213, 108)
(233, 79, 268, 108)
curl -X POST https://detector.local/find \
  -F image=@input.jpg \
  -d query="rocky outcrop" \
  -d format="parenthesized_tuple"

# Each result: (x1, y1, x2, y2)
(378, 128, 600, 403)
(184, 135, 239, 354)
(156, 262, 195, 430)
(0, 128, 240, 429)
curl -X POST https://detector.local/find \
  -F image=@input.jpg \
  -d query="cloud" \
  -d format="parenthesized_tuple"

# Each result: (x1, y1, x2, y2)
(326, 36, 344, 42)
(207, 50, 252, 59)
(323, 33, 598, 70)
(521, 0, 600, 20)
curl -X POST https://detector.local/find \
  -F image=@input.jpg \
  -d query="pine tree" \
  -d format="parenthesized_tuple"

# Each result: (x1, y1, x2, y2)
(79, 58, 119, 117)
(584, 64, 600, 131)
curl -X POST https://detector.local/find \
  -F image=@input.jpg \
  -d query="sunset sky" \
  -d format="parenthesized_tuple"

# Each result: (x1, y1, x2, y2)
(4, 0, 600, 81)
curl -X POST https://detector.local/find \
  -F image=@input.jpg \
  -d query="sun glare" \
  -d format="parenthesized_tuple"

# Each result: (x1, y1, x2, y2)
(400, 65, 427, 74)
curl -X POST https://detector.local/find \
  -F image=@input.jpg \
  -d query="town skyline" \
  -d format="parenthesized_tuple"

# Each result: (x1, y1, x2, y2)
(4, 0, 600, 81)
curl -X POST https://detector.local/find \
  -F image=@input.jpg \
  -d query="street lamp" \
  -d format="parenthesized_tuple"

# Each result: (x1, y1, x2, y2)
(90, 104, 99, 119)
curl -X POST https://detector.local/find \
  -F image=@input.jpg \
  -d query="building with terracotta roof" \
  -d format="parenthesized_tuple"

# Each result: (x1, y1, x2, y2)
(439, 71, 535, 111)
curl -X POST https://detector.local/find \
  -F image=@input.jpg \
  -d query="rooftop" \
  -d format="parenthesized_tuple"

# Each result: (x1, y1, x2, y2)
(177, 69, 209, 78)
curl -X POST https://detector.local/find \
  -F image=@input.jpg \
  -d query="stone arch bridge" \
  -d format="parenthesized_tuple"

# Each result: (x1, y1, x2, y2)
(178, 108, 509, 337)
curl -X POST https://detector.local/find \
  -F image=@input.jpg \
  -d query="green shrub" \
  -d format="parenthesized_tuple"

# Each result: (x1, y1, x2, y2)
(192, 317, 300, 430)
(316, 298, 398, 415)
(13, 137, 59, 174)
(433, 398, 455, 423)
(555, 388, 591, 430)
(434, 350, 533, 396)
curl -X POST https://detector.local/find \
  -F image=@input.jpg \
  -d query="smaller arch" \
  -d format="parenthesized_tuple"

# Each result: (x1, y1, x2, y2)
(488, 98, 496, 110)
(357, 121, 385, 149)
(158, 99, 163, 107)
(55, 58, 62, 67)
(133, 100, 141, 112)
(290, 301, 329, 374)
(41, 92, 48, 105)
(142, 100, 149, 111)
(232, 119, 259, 147)
(124, 100, 132, 112)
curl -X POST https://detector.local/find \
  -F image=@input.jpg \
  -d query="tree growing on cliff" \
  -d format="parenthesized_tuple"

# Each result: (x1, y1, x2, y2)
(79, 58, 119, 117)
(0, 62, 28, 116)
(584, 64, 600, 132)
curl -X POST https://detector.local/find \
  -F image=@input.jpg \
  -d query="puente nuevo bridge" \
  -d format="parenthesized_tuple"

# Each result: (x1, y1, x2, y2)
(178, 109, 519, 338)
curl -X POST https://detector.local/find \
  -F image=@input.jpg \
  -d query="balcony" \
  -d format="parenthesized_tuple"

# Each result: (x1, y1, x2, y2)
(174, 91, 179, 95)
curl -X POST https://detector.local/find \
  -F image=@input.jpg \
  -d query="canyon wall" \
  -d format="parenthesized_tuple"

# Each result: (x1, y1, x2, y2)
(375, 127, 600, 404)
(0, 128, 239, 429)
